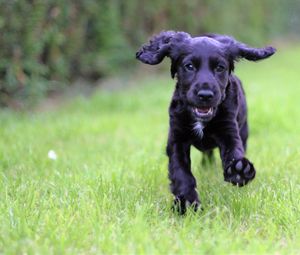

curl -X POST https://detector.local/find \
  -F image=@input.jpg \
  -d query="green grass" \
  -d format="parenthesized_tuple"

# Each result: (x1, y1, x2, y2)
(1, 45, 300, 254)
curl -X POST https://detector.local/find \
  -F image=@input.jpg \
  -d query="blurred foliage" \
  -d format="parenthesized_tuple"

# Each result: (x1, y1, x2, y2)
(0, 0, 299, 107)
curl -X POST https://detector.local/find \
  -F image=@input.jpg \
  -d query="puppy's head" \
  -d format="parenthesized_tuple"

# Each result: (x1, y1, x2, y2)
(136, 31, 276, 122)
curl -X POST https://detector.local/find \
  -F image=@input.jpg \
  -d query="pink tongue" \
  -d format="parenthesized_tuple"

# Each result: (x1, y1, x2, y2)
(198, 108, 210, 113)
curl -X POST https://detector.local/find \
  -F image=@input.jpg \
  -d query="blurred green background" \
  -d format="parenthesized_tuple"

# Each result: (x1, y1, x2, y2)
(1, 2, 300, 253)
(0, 0, 300, 107)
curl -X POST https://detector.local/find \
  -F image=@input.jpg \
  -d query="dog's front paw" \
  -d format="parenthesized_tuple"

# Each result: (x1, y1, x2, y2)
(172, 190, 202, 215)
(224, 158, 256, 187)
(172, 196, 201, 215)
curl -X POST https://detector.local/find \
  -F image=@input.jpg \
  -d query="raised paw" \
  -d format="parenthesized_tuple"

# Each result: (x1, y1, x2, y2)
(224, 158, 256, 187)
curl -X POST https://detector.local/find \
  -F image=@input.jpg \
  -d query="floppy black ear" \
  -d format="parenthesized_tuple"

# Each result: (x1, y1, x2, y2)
(204, 34, 276, 61)
(136, 31, 191, 65)
(234, 44, 276, 61)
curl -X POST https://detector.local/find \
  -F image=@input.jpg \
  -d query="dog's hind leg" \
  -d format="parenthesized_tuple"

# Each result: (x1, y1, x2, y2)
(201, 150, 215, 166)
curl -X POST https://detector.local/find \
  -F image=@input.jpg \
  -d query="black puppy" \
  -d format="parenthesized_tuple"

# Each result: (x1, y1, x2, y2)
(136, 31, 275, 214)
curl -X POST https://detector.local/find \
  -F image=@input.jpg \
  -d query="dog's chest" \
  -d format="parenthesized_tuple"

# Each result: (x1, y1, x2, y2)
(192, 121, 205, 138)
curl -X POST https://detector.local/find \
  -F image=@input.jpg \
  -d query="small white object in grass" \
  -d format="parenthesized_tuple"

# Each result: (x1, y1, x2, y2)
(48, 150, 57, 160)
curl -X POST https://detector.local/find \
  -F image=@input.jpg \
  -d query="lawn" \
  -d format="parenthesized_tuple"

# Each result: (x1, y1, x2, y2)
(1, 45, 300, 254)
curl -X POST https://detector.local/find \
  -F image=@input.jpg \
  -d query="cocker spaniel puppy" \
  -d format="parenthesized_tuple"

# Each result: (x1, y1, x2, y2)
(136, 31, 275, 214)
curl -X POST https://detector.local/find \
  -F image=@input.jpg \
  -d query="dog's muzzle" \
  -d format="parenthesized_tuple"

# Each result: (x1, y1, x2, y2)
(189, 89, 218, 121)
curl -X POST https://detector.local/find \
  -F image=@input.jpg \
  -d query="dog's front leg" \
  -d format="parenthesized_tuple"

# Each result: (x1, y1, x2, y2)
(214, 122, 256, 186)
(167, 139, 200, 214)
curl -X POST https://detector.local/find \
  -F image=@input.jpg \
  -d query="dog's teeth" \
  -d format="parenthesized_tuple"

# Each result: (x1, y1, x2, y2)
(194, 107, 213, 116)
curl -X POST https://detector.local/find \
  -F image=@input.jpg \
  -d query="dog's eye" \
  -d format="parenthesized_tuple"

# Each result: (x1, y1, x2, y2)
(184, 63, 195, 71)
(215, 64, 226, 73)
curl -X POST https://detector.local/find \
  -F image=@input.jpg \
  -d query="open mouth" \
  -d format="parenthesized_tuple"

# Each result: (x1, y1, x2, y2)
(193, 107, 213, 119)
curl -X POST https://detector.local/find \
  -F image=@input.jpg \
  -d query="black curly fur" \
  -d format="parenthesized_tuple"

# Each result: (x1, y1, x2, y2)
(136, 31, 276, 214)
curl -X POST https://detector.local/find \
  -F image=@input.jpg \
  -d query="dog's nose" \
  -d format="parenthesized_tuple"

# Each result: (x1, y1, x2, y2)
(197, 90, 214, 101)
